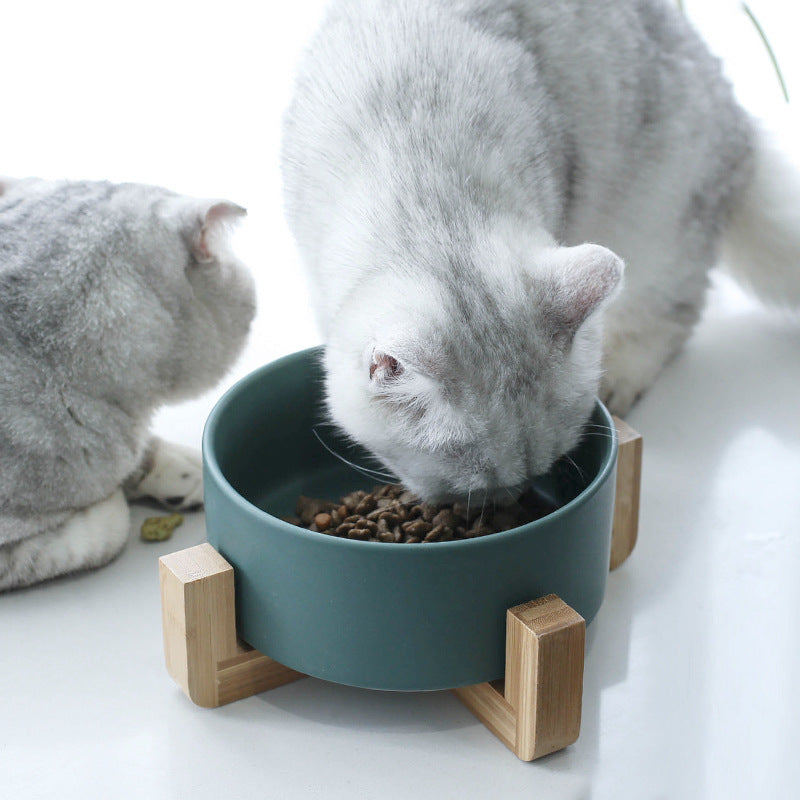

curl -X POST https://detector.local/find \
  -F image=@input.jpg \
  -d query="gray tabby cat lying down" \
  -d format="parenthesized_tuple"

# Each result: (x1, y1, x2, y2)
(281, 0, 800, 503)
(0, 178, 255, 590)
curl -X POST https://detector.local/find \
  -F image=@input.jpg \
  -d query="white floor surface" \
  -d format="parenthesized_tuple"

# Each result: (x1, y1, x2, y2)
(2, 2, 799, 798)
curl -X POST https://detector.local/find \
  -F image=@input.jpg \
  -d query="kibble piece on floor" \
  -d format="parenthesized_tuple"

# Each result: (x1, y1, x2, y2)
(141, 513, 184, 542)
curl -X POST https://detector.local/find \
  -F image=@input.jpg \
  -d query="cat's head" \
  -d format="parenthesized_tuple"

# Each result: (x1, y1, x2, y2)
(0, 178, 256, 404)
(144, 187, 257, 401)
(324, 230, 623, 503)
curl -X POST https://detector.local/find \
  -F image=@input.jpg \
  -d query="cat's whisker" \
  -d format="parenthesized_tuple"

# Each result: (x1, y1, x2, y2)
(503, 486, 519, 505)
(313, 421, 366, 452)
(580, 421, 615, 441)
(311, 427, 398, 482)
(560, 453, 588, 484)
(583, 423, 615, 434)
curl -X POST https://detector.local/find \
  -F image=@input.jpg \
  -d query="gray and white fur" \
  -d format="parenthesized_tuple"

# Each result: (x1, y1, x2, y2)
(0, 178, 255, 590)
(281, 0, 800, 503)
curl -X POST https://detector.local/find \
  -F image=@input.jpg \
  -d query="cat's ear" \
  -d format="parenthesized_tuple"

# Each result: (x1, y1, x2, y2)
(190, 201, 247, 263)
(369, 349, 404, 383)
(540, 243, 624, 338)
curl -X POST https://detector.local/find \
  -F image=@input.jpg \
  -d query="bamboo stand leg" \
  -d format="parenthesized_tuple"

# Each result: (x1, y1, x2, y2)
(610, 416, 643, 570)
(159, 544, 305, 708)
(451, 595, 585, 761)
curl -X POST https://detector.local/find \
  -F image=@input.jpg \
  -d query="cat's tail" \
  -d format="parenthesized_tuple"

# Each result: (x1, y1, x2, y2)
(721, 115, 800, 309)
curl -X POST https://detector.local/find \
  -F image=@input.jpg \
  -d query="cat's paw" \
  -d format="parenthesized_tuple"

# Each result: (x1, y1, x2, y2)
(599, 359, 651, 417)
(127, 439, 204, 510)
(599, 336, 667, 416)
(599, 379, 641, 417)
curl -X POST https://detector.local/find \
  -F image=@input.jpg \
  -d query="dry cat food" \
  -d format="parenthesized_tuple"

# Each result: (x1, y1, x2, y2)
(283, 484, 559, 543)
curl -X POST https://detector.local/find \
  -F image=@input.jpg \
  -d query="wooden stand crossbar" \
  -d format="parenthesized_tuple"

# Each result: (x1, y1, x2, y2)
(158, 419, 641, 761)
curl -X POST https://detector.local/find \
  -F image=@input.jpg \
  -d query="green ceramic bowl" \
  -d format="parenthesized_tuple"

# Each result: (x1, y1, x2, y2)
(203, 346, 617, 691)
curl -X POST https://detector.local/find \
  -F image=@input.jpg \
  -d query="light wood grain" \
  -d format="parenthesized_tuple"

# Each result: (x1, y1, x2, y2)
(159, 543, 304, 707)
(452, 594, 585, 761)
(610, 416, 643, 570)
(452, 682, 516, 751)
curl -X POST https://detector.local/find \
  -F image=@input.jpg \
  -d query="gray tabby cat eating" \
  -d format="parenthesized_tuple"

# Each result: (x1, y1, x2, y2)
(281, 0, 800, 503)
(0, 178, 255, 590)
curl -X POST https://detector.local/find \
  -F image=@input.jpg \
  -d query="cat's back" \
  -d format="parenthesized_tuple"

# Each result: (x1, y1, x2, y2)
(1, 181, 138, 326)
(283, 0, 734, 159)
(0, 181, 146, 512)
(281, 0, 561, 257)
(283, 0, 751, 250)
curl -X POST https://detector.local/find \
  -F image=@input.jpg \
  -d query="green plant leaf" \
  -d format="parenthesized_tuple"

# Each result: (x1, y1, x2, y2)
(741, 2, 789, 103)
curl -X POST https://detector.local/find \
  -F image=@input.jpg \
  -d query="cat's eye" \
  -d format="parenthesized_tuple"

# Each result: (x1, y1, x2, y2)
(370, 352, 403, 380)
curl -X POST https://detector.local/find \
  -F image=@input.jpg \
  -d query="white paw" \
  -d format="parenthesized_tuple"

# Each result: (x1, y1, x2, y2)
(599, 337, 666, 416)
(130, 439, 204, 510)
(599, 377, 641, 417)
(599, 355, 652, 417)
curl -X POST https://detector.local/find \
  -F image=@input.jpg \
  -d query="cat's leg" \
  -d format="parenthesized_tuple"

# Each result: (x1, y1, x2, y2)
(599, 278, 707, 416)
(124, 437, 204, 510)
(0, 490, 130, 591)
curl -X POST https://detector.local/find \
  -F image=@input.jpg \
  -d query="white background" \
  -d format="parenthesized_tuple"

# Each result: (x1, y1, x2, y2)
(1, 2, 799, 798)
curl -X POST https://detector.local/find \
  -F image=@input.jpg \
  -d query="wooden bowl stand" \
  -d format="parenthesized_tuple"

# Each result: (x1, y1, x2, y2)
(159, 417, 641, 761)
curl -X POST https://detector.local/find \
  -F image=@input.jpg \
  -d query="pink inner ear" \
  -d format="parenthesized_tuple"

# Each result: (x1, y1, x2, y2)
(193, 225, 213, 262)
(191, 201, 247, 263)
(370, 351, 403, 380)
